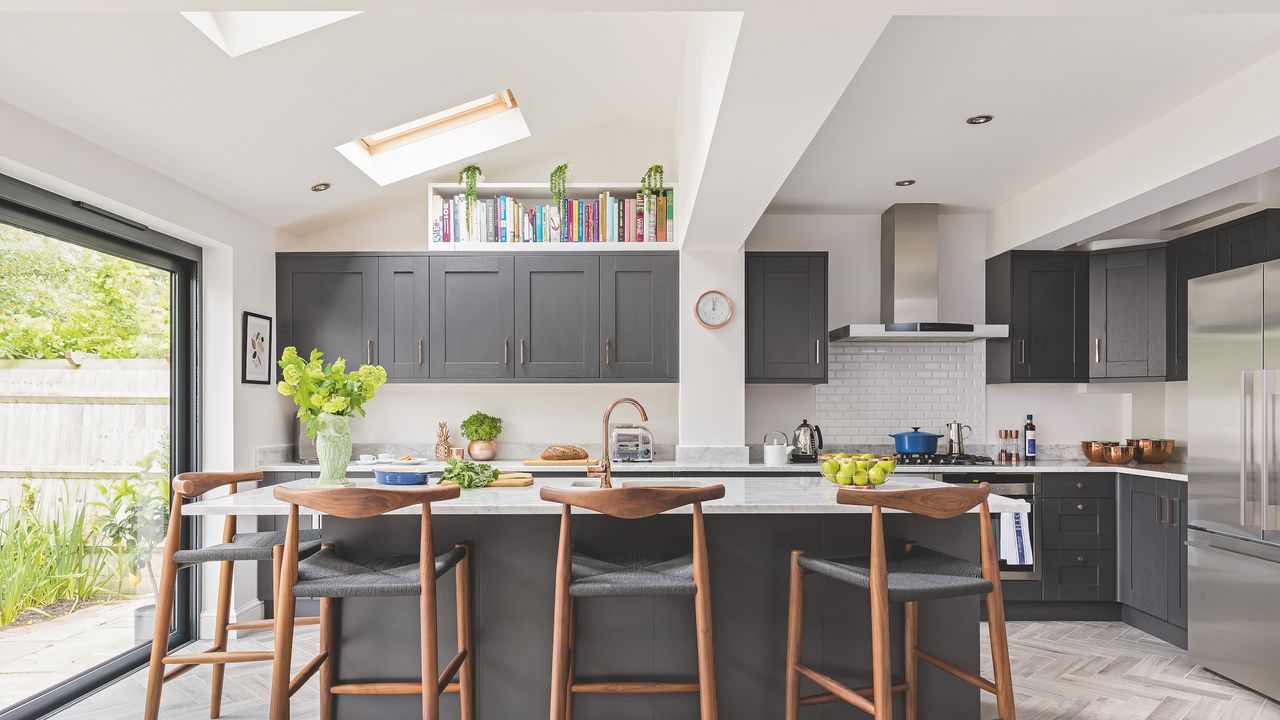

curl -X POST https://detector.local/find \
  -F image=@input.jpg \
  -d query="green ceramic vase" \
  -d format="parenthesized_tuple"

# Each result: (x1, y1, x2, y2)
(315, 413, 353, 487)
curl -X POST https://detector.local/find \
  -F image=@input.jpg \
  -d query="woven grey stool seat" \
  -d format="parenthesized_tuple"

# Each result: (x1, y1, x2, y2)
(172, 529, 323, 566)
(292, 546, 467, 599)
(798, 546, 992, 602)
(569, 551, 696, 597)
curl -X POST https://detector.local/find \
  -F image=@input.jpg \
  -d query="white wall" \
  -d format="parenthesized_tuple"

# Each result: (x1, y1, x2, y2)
(985, 382, 1170, 446)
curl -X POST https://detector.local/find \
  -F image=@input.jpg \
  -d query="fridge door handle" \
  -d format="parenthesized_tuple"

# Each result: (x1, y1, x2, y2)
(1242, 370, 1256, 528)
(1264, 369, 1275, 533)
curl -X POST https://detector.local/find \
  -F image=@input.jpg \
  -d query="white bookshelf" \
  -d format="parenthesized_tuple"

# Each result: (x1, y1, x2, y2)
(426, 181, 678, 250)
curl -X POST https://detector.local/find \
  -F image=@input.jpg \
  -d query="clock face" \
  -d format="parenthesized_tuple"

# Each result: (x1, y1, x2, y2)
(695, 290, 733, 329)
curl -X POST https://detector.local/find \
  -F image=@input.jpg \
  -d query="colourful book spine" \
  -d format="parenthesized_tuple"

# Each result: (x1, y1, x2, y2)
(442, 198, 451, 243)
(665, 189, 674, 242)
(656, 193, 666, 242)
(499, 195, 507, 242)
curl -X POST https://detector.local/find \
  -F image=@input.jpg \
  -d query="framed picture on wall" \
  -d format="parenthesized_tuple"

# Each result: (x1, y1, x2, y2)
(242, 311, 273, 384)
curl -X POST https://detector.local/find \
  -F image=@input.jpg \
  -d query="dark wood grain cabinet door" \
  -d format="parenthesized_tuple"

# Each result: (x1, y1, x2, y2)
(1166, 481, 1188, 628)
(1166, 232, 1218, 380)
(378, 256, 429, 379)
(1010, 253, 1088, 381)
(277, 255, 379, 367)
(1089, 248, 1166, 379)
(745, 252, 828, 383)
(515, 255, 599, 379)
(600, 254, 674, 379)
(1118, 475, 1169, 619)
(429, 255, 514, 379)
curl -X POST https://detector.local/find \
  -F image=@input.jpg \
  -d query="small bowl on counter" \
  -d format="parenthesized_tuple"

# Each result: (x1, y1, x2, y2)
(1126, 439, 1175, 464)
(1100, 444, 1137, 465)
(1080, 441, 1117, 463)
(373, 466, 433, 486)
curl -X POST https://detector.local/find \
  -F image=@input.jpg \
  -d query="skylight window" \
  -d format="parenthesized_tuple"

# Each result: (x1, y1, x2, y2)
(181, 11, 361, 58)
(337, 90, 530, 187)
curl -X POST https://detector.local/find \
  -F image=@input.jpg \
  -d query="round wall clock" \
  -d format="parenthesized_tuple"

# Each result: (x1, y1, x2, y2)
(695, 290, 734, 329)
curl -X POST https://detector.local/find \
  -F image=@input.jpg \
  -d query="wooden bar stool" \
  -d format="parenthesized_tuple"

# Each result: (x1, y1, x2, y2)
(783, 483, 1017, 720)
(270, 483, 474, 720)
(144, 471, 324, 720)
(540, 483, 726, 720)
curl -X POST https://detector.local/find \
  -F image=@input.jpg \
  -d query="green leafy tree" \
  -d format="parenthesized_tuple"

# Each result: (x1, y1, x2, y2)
(0, 224, 170, 359)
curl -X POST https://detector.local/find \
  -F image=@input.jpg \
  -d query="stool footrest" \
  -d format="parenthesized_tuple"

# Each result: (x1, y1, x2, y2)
(570, 681, 699, 694)
(794, 663, 890, 716)
(288, 652, 328, 696)
(798, 680, 908, 707)
(160, 651, 273, 665)
(916, 648, 997, 694)
(329, 682, 461, 695)
(226, 616, 319, 632)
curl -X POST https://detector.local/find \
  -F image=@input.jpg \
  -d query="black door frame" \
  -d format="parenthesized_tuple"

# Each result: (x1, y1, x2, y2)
(0, 174, 201, 720)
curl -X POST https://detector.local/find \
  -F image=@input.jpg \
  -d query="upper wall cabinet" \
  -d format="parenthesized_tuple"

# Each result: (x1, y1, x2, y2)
(600, 254, 677, 380)
(745, 252, 828, 384)
(1089, 247, 1166, 380)
(277, 252, 676, 383)
(277, 256, 379, 368)
(986, 251, 1089, 383)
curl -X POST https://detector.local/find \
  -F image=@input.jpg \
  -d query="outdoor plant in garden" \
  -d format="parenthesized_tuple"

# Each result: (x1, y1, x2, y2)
(92, 442, 170, 593)
(278, 347, 387, 485)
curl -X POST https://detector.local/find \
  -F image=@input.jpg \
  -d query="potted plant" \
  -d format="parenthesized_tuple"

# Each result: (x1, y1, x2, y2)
(641, 163, 664, 197)
(278, 347, 387, 486)
(460, 411, 503, 461)
(458, 164, 483, 235)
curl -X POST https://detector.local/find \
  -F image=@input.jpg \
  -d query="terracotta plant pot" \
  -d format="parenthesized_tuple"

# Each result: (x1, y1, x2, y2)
(467, 440, 497, 461)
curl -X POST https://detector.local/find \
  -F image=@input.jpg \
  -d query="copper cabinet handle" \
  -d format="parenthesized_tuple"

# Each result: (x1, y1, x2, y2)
(815, 339, 821, 365)
(605, 339, 611, 366)
(1156, 495, 1163, 525)
(1077, 503, 1085, 511)
(418, 338, 424, 365)
(1019, 339, 1026, 364)
(367, 340, 373, 365)
(503, 338, 509, 365)
(519, 337, 526, 365)
(1094, 337, 1101, 364)
(1170, 496, 1180, 527)
(1076, 481, 1085, 490)
(1076, 555, 1086, 563)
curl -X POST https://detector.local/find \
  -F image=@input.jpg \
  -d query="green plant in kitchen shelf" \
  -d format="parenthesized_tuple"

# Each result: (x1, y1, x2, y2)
(278, 347, 387, 486)
(549, 163, 569, 215)
(640, 164, 665, 197)
(460, 411, 503, 442)
(458, 164, 483, 233)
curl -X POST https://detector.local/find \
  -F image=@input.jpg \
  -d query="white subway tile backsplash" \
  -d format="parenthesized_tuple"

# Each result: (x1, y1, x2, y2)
(815, 342, 986, 448)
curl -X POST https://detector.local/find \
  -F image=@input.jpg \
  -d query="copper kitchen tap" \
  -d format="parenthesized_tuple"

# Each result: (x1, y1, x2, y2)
(587, 397, 649, 488)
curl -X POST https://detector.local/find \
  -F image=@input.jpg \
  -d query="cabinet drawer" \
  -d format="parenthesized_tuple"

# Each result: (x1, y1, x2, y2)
(1042, 498, 1117, 549)
(1041, 473, 1115, 498)
(1042, 549, 1117, 601)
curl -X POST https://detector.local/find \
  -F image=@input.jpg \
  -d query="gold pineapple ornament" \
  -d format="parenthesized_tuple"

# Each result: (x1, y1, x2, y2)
(435, 421, 452, 461)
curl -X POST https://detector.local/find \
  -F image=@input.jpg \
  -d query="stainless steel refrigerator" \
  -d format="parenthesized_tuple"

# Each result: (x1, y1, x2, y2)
(1188, 262, 1280, 700)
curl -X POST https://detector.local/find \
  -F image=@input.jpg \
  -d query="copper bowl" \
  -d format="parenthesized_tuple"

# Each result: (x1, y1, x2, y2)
(1126, 438, 1175, 464)
(1101, 444, 1137, 465)
(1081, 441, 1116, 463)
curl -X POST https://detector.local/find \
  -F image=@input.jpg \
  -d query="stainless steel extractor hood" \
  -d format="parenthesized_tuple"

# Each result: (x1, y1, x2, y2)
(829, 203, 1008, 343)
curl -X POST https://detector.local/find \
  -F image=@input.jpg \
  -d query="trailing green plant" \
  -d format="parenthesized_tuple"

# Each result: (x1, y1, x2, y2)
(277, 347, 388, 439)
(641, 164, 665, 197)
(0, 224, 171, 360)
(91, 439, 170, 593)
(459, 411, 503, 442)
(458, 164, 483, 233)
(0, 481, 112, 626)
(549, 163, 569, 214)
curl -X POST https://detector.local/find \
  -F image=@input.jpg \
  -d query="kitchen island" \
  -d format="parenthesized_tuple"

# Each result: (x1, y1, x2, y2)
(186, 475, 1028, 719)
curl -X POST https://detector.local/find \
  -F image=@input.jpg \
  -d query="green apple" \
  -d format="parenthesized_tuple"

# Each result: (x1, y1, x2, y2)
(876, 459, 897, 476)
(822, 459, 840, 475)
(854, 459, 874, 472)
(867, 466, 887, 486)
(836, 452, 851, 459)
(852, 469, 870, 486)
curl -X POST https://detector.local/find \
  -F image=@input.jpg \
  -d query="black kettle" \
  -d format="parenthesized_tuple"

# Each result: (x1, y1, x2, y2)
(790, 419, 823, 463)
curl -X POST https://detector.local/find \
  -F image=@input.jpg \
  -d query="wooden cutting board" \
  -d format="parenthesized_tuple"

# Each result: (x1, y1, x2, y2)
(442, 473, 533, 488)
(523, 458, 598, 466)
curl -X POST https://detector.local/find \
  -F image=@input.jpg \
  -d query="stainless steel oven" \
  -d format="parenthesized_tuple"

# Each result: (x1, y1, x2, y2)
(942, 473, 1039, 581)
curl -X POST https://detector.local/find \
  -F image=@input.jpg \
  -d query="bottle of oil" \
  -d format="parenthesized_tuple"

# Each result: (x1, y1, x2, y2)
(1024, 414, 1037, 461)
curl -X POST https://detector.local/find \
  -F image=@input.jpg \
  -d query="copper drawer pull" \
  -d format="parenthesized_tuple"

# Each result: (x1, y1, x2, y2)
(1076, 482, 1085, 490)
(605, 339, 611, 366)
(417, 338, 423, 365)
(1076, 555, 1086, 563)
(1077, 504, 1085, 511)
(367, 340, 373, 365)
(519, 337, 526, 365)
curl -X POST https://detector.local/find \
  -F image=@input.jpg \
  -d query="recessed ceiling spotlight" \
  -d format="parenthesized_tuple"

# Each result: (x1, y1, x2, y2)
(966, 114, 994, 125)
(311, 182, 332, 192)
(894, 179, 916, 187)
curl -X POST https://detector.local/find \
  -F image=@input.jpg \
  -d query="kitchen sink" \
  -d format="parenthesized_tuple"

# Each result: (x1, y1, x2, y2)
(565, 478, 709, 489)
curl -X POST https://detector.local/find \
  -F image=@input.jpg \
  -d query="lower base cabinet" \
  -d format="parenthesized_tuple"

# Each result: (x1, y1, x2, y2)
(1040, 474, 1117, 602)
(1117, 475, 1187, 629)
(1042, 549, 1117, 601)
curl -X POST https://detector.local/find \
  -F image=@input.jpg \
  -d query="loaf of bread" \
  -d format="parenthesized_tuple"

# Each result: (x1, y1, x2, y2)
(541, 445, 588, 461)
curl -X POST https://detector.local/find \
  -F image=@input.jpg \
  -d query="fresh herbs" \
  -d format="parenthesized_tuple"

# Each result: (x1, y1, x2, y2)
(440, 458, 498, 489)
(641, 164, 665, 197)
(458, 165, 483, 232)
(460, 411, 503, 441)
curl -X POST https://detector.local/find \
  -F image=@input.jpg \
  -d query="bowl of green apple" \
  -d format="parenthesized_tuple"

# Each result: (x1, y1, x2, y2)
(820, 453, 896, 488)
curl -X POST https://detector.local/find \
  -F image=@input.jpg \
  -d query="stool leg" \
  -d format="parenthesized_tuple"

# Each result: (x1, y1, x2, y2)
(549, 508, 572, 720)
(984, 590, 1017, 720)
(904, 601, 919, 720)
(455, 545, 474, 720)
(144, 493, 183, 720)
(565, 597, 575, 720)
(421, 562, 440, 719)
(784, 551, 804, 720)
(319, 597, 335, 720)
(209, 558, 234, 719)
(692, 504, 718, 720)
(868, 508, 892, 720)
(270, 544, 296, 720)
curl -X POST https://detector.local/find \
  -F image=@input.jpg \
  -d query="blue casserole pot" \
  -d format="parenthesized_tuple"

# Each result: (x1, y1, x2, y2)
(373, 466, 432, 486)
(888, 427, 942, 455)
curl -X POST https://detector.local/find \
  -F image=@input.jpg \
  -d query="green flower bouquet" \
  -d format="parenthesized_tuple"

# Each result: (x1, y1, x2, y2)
(277, 347, 387, 485)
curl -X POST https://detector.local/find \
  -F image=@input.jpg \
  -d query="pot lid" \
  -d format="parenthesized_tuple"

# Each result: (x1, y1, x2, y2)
(888, 427, 942, 439)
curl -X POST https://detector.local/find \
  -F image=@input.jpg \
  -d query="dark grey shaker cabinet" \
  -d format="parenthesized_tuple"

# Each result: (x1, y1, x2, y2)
(1165, 232, 1218, 381)
(986, 252, 1089, 383)
(600, 254, 676, 379)
(1088, 247, 1166, 379)
(429, 255, 515, 379)
(277, 256, 379, 367)
(515, 255, 600, 379)
(377, 256, 429, 379)
(1165, 481, 1188, 628)
(1118, 475, 1168, 619)
(745, 252, 828, 383)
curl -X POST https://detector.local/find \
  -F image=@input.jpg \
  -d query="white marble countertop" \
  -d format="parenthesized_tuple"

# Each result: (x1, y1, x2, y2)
(258, 459, 1188, 482)
(183, 474, 1032, 516)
